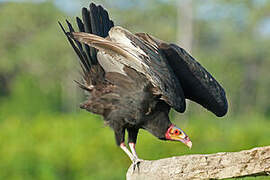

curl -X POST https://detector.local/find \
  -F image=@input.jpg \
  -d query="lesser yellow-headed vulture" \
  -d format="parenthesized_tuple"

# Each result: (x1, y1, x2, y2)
(59, 2, 228, 168)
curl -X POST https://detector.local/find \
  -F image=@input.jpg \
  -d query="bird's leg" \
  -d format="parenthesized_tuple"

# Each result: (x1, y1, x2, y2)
(127, 128, 140, 159)
(129, 142, 143, 168)
(127, 128, 142, 172)
(128, 142, 138, 159)
(120, 142, 135, 161)
(115, 128, 136, 161)
(120, 142, 141, 173)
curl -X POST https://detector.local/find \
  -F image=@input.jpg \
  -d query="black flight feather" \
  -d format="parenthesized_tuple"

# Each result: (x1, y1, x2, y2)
(76, 17, 92, 68)
(66, 20, 90, 72)
(162, 44, 228, 117)
(58, 21, 89, 73)
(81, 7, 98, 65)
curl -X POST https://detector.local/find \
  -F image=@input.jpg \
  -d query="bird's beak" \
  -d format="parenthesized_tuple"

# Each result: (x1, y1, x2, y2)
(180, 137, 192, 149)
(173, 133, 192, 149)
(165, 124, 192, 149)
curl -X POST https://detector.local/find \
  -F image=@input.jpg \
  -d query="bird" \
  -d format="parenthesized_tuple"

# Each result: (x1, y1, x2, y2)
(59, 2, 228, 167)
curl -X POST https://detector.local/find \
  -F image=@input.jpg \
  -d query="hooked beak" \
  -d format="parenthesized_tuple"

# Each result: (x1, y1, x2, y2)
(180, 137, 192, 149)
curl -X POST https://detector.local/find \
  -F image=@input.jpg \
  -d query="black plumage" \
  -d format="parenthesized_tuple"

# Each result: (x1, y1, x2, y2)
(59, 2, 228, 165)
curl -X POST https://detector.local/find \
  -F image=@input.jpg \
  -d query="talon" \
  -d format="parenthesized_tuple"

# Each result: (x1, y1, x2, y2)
(131, 158, 143, 173)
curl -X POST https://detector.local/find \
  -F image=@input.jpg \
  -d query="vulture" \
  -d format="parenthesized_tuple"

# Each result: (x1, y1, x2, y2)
(59, 2, 228, 167)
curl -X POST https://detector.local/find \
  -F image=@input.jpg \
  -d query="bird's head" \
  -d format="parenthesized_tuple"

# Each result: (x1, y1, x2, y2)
(165, 124, 192, 148)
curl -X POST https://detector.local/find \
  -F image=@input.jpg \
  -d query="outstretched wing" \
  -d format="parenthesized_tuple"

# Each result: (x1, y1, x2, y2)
(59, 3, 114, 89)
(136, 33, 228, 117)
(70, 26, 186, 113)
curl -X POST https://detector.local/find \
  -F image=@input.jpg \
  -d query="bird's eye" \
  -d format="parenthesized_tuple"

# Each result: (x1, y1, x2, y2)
(174, 130, 181, 135)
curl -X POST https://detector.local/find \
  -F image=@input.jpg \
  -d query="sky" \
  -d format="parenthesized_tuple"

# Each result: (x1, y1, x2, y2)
(1, 0, 270, 36)
(0, 0, 146, 13)
(0, 0, 81, 13)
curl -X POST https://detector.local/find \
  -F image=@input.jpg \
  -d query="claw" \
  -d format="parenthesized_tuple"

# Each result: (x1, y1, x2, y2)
(131, 158, 143, 173)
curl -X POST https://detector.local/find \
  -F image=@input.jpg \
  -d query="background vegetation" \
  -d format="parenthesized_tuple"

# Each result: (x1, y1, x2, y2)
(0, 0, 269, 179)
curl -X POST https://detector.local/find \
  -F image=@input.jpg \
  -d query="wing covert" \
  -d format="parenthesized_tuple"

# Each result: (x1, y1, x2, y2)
(108, 27, 186, 113)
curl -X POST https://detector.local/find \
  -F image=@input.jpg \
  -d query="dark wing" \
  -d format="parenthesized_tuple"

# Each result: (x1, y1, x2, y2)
(69, 26, 186, 113)
(136, 33, 228, 117)
(59, 3, 114, 89)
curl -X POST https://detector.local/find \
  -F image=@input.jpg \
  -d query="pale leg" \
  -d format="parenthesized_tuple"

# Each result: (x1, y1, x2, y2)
(128, 142, 142, 172)
(128, 142, 138, 159)
(120, 143, 135, 161)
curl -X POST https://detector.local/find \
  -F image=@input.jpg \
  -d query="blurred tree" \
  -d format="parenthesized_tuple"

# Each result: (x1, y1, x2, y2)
(177, 0, 193, 53)
(0, 2, 81, 114)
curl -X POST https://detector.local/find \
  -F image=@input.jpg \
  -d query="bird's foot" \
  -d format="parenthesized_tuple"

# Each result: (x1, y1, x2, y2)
(131, 158, 143, 173)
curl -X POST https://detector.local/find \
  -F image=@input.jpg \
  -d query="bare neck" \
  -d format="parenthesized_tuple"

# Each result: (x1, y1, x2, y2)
(142, 103, 172, 140)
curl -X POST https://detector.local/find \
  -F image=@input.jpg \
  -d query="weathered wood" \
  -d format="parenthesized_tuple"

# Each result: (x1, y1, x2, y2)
(127, 146, 270, 180)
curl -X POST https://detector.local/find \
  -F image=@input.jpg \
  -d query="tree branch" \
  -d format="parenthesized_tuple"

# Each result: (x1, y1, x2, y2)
(127, 146, 270, 180)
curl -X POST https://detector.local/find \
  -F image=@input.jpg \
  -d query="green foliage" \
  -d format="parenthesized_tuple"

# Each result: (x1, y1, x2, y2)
(0, 74, 62, 117)
(0, 2, 82, 112)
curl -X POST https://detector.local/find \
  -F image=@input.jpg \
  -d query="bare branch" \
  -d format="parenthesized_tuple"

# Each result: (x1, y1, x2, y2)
(127, 146, 270, 180)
